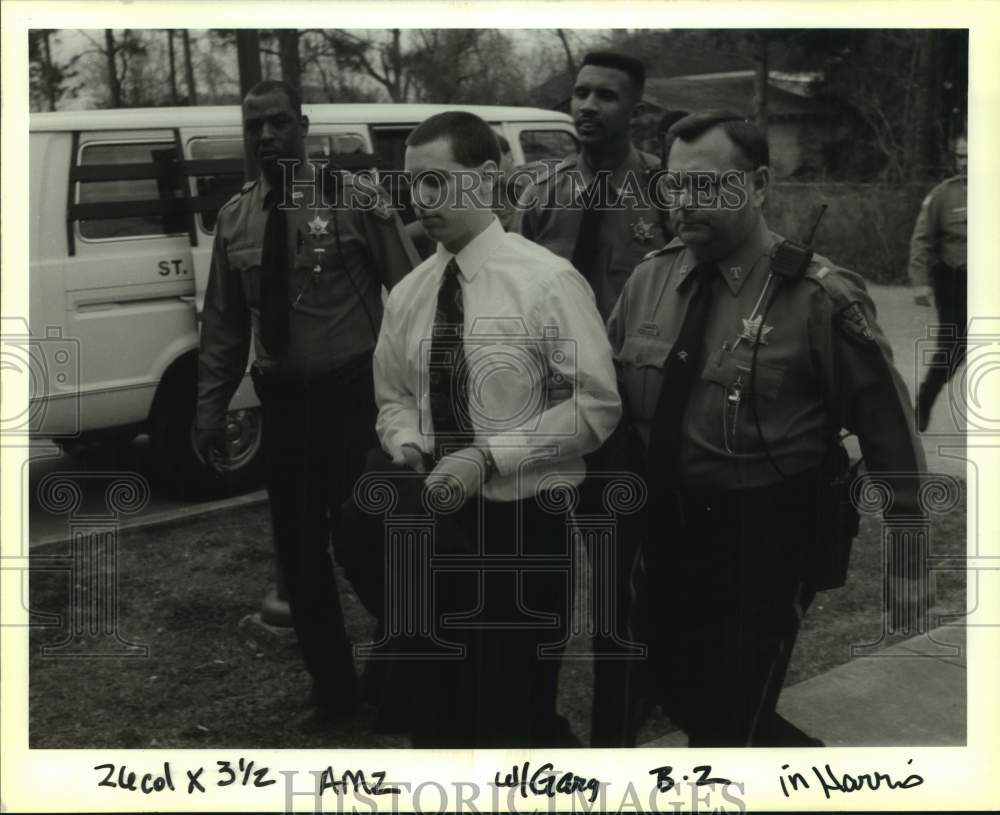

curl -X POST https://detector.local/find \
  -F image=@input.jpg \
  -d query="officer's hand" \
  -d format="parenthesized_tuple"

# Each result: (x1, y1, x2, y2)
(196, 428, 227, 477)
(425, 447, 486, 507)
(885, 573, 935, 635)
(914, 286, 933, 307)
(393, 442, 427, 473)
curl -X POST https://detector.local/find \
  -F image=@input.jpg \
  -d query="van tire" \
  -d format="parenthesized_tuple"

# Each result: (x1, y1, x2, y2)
(150, 374, 264, 501)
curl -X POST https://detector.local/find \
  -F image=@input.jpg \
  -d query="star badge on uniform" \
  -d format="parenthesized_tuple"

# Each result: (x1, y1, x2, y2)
(739, 315, 774, 345)
(631, 216, 655, 244)
(307, 215, 329, 236)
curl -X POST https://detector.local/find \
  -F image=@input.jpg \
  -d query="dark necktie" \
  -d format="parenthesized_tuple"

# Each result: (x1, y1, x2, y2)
(429, 258, 473, 459)
(570, 177, 606, 287)
(259, 200, 290, 357)
(646, 262, 718, 487)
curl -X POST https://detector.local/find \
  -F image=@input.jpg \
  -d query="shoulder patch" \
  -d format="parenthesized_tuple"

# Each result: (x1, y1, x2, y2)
(637, 149, 662, 173)
(220, 179, 258, 211)
(837, 302, 877, 344)
(535, 155, 577, 185)
(804, 262, 879, 345)
(370, 189, 393, 221)
(639, 237, 684, 263)
(336, 169, 395, 221)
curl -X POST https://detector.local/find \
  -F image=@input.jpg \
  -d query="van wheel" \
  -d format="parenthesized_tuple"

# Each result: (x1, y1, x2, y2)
(150, 379, 264, 501)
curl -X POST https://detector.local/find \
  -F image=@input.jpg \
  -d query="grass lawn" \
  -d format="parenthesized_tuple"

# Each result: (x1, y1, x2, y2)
(28, 486, 966, 749)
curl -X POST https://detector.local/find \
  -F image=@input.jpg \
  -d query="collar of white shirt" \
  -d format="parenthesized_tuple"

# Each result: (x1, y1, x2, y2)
(434, 216, 504, 283)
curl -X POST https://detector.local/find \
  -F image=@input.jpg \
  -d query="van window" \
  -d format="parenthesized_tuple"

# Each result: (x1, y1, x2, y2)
(370, 126, 424, 224)
(191, 134, 372, 232)
(77, 141, 186, 240)
(371, 127, 412, 173)
(518, 130, 578, 164)
(188, 138, 244, 233)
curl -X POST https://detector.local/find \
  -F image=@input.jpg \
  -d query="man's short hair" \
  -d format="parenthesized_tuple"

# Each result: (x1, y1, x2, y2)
(664, 110, 770, 169)
(245, 79, 303, 117)
(406, 111, 501, 168)
(581, 51, 646, 94)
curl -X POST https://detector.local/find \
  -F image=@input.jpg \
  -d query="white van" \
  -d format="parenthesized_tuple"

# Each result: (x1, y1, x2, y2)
(28, 103, 577, 498)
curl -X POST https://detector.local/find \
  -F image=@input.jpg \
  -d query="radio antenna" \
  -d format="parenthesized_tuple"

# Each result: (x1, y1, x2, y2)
(805, 204, 828, 245)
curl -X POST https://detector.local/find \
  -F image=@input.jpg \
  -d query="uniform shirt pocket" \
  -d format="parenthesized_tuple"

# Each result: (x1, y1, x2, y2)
(700, 350, 786, 453)
(616, 335, 673, 423)
(944, 205, 967, 241)
(294, 227, 371, 315)
(228, 245, 262, 307)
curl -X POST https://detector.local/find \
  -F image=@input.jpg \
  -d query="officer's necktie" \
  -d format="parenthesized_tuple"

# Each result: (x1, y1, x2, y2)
(570, 177, 606, 288)
(259, 200, 290, 357)
(646, 262, 718, 487)
(429, 258, 473, 460)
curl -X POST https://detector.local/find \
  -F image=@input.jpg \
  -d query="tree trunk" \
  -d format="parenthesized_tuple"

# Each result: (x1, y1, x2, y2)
(556, 29, 577, 78)
(181, 29, 198, 105)
(388, 28, 403, 102)
(236, 29, 263, 100)
(167, 29, 179, 104)
(903, 31, 933, 180)
(105, 29, 122, 107)
(236, 30, 263, 180)
(41, 29, 57, 111)
(278, 30, 301, 96)
(753, 31, 769, 137)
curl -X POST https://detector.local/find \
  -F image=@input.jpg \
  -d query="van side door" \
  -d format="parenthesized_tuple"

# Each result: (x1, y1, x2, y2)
(62, 129, 197, 432)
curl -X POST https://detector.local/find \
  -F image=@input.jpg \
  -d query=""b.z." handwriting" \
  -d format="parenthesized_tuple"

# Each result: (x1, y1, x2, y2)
(650, 764, 733, 793)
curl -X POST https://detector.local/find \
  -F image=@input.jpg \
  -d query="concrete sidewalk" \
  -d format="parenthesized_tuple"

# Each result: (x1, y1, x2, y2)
(642, 626, 966, 747)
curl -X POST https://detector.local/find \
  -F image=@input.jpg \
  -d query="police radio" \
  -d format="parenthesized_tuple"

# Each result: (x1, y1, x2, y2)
(768, 204, 827, 280)
(748, 203, 859, 591)
(747, 203, 829, 469)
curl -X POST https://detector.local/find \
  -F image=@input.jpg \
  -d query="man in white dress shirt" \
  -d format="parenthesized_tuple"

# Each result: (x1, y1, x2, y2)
(373, 111, 621, 746)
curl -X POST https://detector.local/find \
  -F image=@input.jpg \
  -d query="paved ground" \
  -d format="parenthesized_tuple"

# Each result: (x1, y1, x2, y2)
(863, 283, 967, 480)
(642, 625, 967, 747)
(25, 438, 266, 548)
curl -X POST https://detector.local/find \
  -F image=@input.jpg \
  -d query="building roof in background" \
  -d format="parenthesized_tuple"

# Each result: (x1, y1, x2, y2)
(536, 69, 835, 122)
(30, 103, 572, 132)
(644, 72, 831, 120)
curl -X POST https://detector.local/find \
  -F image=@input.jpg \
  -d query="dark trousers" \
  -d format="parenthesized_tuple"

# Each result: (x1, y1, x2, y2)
(408, 494, 572, 748)
(919, 262, 968, 416)
(633, 471, 821, 747)
(580, 449, 642, 747)
(251, 353, 377, 703)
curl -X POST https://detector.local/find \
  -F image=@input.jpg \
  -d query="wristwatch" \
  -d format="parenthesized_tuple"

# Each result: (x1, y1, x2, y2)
(480, 446, 498, 482)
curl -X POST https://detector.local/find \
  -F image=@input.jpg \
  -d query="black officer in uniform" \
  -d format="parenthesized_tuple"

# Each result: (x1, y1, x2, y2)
(513, 51, 672, 747)
(910, 134, 968, 431)
(514, 51, 669, 320)
(196, 80, 418, 726)
(609, 111, 927, 746)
